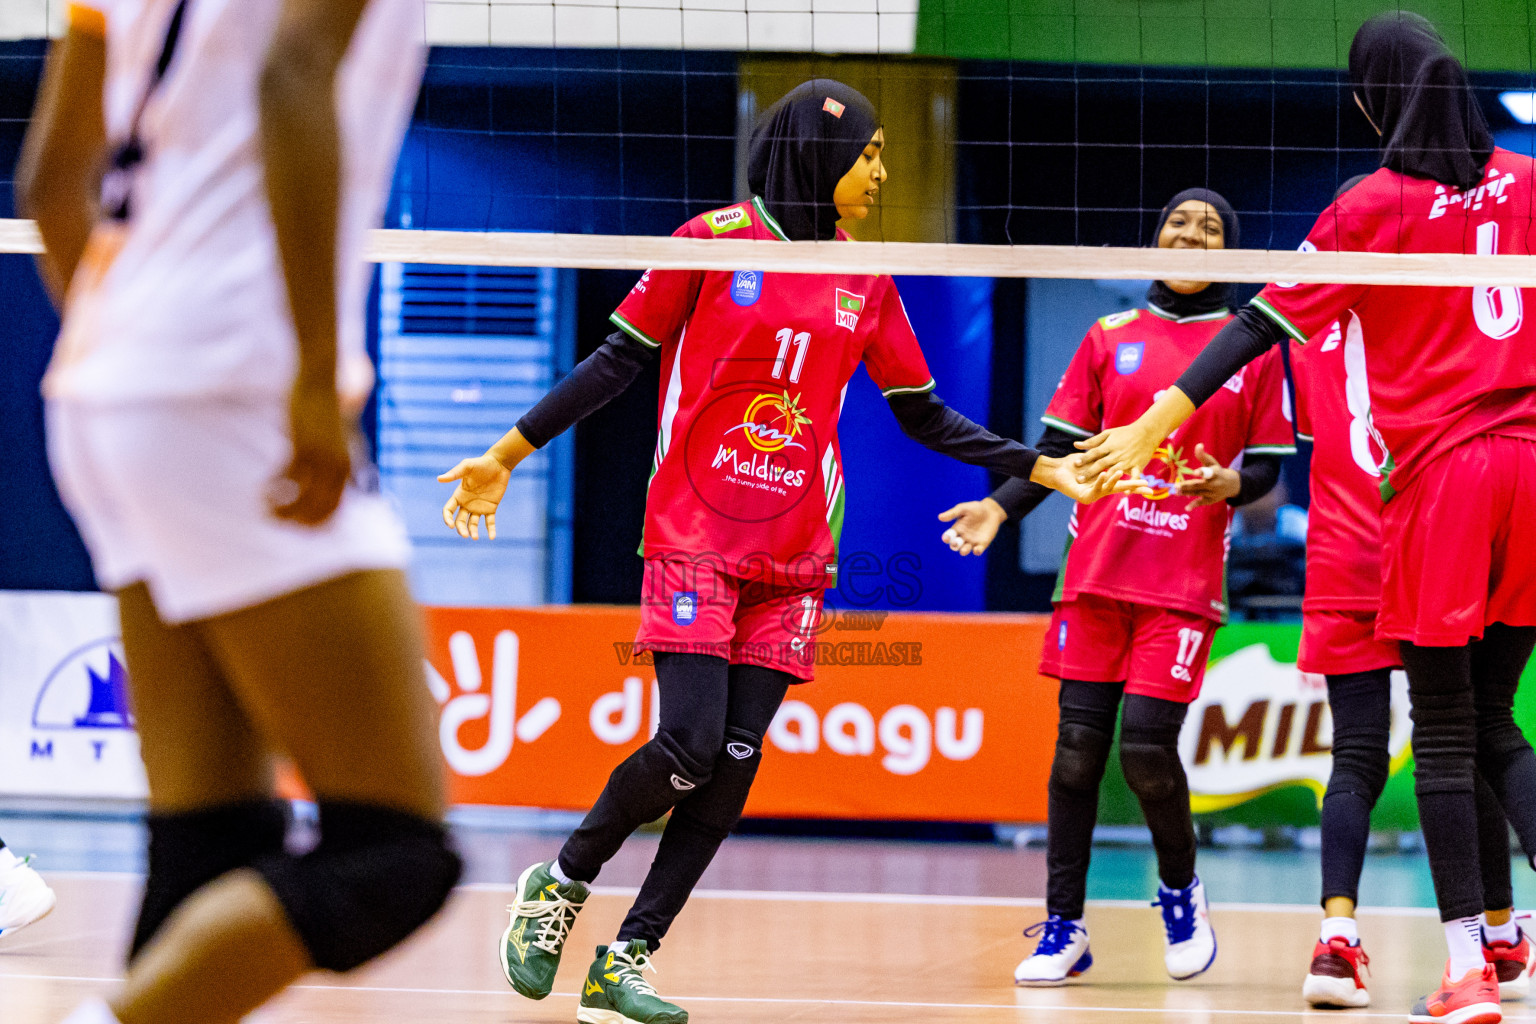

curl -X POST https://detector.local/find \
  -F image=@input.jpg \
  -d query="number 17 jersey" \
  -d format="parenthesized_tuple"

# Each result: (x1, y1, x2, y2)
(609, 198, 936, 586)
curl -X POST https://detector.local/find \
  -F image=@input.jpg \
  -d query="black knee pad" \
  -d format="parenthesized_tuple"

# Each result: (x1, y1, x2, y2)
(670, 725, 764, 842)
(132, 799, 289, 962)
(254, 802, 461, 973)
(1120, 741, 1184, 803)
(651, 729, 717, 794)
(1326, 743, 1391, 803)
(1050, 722, 1112, 794)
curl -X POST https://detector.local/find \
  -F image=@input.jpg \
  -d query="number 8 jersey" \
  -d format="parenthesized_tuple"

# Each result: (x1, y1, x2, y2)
(609, 199, 935, 587)
(1252, 149, 1536, 500)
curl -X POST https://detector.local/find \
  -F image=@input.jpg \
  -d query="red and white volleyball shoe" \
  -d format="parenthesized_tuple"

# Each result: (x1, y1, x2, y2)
(1483, 927, 1535, 1001)
(1302, 936, 1371, 1008)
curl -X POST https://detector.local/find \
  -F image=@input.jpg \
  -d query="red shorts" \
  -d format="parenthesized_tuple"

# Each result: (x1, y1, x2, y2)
(1299, 608, 1401, 675)
(1039, 593, 1218, 703)
(1379, 434, 1536, 646)
(635, 558, 825, 681)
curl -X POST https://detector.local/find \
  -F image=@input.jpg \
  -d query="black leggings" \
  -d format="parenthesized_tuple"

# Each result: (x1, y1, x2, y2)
(1321, 668, 1513, 911)
(558, 652, 792, 948)
(1045, 679, 1196, 921)
(1403, 624, 1536, 922)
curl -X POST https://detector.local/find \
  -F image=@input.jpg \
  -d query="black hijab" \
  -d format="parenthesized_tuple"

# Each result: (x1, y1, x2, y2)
(1349, 11, 1493, 191)
(1145, 188, 1240, 319)
(747, 80, 881, 242)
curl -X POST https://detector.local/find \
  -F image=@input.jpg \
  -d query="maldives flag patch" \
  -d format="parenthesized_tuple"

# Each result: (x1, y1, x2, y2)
(834, 288, 865, 331)
(823, 97, 846, 118)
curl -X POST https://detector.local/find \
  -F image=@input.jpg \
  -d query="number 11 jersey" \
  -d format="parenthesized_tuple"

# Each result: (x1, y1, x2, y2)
(610, 198, 936, 587)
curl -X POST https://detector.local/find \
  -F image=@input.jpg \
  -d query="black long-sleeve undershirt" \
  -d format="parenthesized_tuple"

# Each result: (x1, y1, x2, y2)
(988, 426, 1282, 521)
(515, 331, 653, 450)
(884, 391, 1040, 479)
(1173, 304, 1291, 408)
(513, 330, 1040, 480)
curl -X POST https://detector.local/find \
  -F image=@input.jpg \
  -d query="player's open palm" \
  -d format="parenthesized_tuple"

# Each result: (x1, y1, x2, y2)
(1037, 454, 1150, 504)
(938, 499, 1005, 556)
(439, 454, 511, 540)
(1172, 443, 1241, 508)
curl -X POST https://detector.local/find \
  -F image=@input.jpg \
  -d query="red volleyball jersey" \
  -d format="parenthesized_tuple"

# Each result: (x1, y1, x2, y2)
(1292, 316, 1388, 612)
(1253, 150, 1536, 500)
(1047, 306, 1296, 623)
(610, 198, 934, 586)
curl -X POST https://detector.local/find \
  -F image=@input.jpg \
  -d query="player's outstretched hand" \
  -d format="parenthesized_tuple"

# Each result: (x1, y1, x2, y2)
(438, 454, 511, 540)
(1171, 443, 1241, 508)
(272, 379, 351, 526)
(1072, 422, 1160, 491)
(1033, 453, 1152, 504)
(938, 498, 1006, 556)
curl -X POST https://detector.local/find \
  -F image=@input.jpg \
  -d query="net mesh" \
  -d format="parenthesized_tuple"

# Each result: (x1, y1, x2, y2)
(3, 0, 1536, 280)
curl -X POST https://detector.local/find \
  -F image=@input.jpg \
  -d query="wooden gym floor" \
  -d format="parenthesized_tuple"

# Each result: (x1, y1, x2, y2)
(9, 872, 1536, 1023)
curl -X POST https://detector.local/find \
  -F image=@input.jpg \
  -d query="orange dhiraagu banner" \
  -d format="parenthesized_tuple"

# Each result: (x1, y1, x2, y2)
(421, 606, 1059, 822)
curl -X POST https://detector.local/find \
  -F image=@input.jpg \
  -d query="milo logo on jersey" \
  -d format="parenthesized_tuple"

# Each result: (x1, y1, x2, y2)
(684, 386, 819, 522)
(707, 206, 753, 235)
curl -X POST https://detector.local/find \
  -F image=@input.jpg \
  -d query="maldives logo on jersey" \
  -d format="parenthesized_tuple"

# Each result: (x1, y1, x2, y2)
(834, 289, 865, 331)
(708, 206, 753, 235)
(726, 391, 813, 453)
(1132, 443, 1201, 503)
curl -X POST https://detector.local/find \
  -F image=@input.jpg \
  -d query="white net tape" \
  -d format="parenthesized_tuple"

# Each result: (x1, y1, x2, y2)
(5, 218, 1535, 286)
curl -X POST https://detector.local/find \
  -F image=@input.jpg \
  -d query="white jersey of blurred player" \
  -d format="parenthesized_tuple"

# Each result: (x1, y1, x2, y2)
(45, 0, 424, 622)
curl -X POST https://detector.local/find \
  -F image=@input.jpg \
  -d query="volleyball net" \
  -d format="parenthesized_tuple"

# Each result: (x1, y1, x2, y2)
(5, 0, 1536, 286)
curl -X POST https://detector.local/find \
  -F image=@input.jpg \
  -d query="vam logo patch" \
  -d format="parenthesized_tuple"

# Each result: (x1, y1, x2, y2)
(731, 270, 761, 306)
(672, 591, 699, 626)
(1115, 341, 1144, 375)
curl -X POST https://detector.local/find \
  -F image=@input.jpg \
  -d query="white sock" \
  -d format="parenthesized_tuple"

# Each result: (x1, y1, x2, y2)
(1320, 916, 1359, 945)
(1447, 916, 1487, 976)
(0, 847, 20, 872)
(1483, 912, 1520, 945)
(548, 859, 572, 886)
(59, 1000, 122, 1024)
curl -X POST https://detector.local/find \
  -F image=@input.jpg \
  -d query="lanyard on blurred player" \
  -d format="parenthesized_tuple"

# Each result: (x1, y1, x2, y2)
(100, 0, 193, 223)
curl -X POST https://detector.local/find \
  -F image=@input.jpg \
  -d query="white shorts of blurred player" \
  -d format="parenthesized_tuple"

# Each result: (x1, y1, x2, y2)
(46, 397, 410, 624)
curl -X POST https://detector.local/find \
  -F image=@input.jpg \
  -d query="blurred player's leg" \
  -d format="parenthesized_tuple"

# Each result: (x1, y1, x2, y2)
(113, 582, 288, 962)
(110, 570, 455, 1024)
(1475, 780, 1534, 1002)
(1015, 679, 1121, 986)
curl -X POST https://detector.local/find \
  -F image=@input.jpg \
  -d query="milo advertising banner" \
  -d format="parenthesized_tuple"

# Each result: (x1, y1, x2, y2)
(1099, 623, 1536, 830)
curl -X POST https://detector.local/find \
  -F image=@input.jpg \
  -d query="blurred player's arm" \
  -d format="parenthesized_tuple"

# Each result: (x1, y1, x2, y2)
(439, 330, 656, 539)
(258, 0, 374, 526)
(938, 426, 1078, 556)
(15, 4, 108, 305)
(1075, 306, 1289, 484)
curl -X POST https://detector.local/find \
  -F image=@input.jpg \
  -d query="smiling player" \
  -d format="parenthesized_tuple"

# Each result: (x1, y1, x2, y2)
(940, 188, 1294, 988)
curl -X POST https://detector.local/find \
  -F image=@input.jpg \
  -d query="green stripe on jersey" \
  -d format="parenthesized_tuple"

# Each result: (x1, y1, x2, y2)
(752, 196, 790, 242)
(1244, 445, 1298, 455)
(1250, 296, 1309, 343)
(880, 378, 936, 398)
(609, 311, 662, 349)
(1041, 414, 1095, 438)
